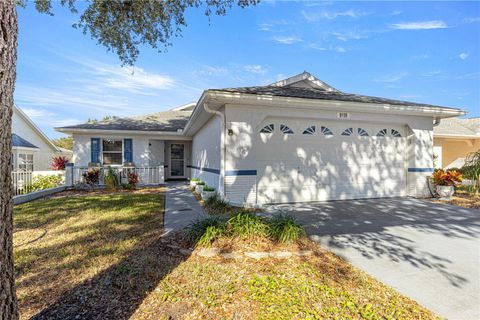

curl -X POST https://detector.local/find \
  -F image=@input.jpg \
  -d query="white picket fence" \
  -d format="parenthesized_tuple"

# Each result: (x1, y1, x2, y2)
(12, 171, 33, 196)
(72, 166, 164, 186)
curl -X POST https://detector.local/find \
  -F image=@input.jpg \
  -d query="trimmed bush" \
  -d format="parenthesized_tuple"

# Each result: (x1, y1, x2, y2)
(269, 215, 306, 243)
(202, 186, 215, 192)
(186, 216, 226, 247)
(24, 174, 63, 193)
(191, 178, 200, 182)
(196, 181, 205, 186)
(227, 212, 269, 239)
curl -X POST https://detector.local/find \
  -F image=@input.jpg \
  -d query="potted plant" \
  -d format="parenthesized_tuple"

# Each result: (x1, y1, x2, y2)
(195, 181, 205, 194)
(431, 169, 462, 199)
(201, 186, 215, 200)
(190, 177, 200, 188)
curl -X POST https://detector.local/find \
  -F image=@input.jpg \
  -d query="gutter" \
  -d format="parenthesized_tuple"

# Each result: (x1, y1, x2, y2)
(203, 102, 226, 198)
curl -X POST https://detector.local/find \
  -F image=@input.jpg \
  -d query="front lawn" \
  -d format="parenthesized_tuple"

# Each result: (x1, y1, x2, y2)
(14, 189, 437, 319)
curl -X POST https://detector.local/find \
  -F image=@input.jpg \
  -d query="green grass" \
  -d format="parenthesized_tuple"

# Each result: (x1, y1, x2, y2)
(186, 212, 306, 246)
(13, 188, 165, 319)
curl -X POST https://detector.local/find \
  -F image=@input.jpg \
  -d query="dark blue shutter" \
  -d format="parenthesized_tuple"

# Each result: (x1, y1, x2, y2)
(91, 138, 100, 163)
(123, 139, 132, 163)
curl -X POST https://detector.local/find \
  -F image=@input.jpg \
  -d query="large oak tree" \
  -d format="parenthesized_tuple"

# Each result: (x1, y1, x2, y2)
(0, 1, 257, 318)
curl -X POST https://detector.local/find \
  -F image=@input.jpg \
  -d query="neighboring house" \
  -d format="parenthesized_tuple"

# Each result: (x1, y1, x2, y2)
(57, 72, 465, 205)
(433, 117, 480, 169)
(13, 105, 72, 171)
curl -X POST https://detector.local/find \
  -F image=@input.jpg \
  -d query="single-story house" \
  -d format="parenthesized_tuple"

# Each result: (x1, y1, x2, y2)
(433, 117, 480, 169)
(57, 72, 465, 205)
(13, 105, 72, 171)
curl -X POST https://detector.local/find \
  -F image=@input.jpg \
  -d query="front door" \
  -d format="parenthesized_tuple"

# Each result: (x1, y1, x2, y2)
(170, 143, 185, 178)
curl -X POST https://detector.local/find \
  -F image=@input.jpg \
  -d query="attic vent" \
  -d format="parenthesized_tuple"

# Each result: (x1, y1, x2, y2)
(337, 112, 349, 119)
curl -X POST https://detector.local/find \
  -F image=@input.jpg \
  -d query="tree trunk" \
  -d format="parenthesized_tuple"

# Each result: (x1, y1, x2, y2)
(0, 1, 18, 319)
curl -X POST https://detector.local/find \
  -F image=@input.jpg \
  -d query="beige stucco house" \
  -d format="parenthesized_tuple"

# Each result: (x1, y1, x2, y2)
(433, 117, 480, 169)
(13, 105, 72, 171)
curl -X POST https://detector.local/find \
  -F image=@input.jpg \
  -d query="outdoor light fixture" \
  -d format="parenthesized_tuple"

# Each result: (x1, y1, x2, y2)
(228, 129, 233, 136)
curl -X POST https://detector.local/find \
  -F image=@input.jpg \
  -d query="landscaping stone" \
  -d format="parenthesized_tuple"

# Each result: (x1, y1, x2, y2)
(295, 250, 314, 256)
(221, 252, 243, 260)
(245, 251, 270, 259)
(197, 247, 220, 258)
(269, 251, 293, 259)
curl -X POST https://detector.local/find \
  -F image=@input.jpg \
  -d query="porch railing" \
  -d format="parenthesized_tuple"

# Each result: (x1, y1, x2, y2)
(71, 166, 164, 186)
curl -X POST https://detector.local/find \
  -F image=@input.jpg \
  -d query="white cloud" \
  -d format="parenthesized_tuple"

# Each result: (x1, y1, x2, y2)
(195, 65, 229, 77)
(422, 70, 443, 77)
(302, 9, 367, 22)
(96, 66, 174, 92)
(244, 65, 268, 74)
(411, 53, 430, 60)
(308, 43, 327, 51)
(464, 17, 480, 24)
(335, 46, 347, 53)
(459, 52, 469, 60)
(331, 31, 366, 42)
(22, 107, 52, 118)
(374, 72, 408, 83)
(391, 10, 402, 16)
(272, 35, 303, 44)
(391, 20, 448, 30)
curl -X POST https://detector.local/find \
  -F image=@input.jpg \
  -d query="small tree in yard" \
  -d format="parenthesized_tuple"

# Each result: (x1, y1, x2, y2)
(462, 150, 480, 193)
(0, 1, 258, 318)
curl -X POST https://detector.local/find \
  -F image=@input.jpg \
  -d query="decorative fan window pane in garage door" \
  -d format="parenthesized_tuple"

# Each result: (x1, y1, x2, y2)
(302, 125, 316, 135)
(376, 129, 388, 137)
(357, 128, 369, 136)
(280, 124, 294, 134)
(341, 127, 353, 136)
(260, 124, 274, 133)
(391, 129, 402, 137)
(320, 126, 333, 136)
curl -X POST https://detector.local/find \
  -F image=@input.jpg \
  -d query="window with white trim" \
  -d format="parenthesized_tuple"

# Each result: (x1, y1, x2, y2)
(18, 153, 33, 171)
(260, 124, 274, 133)
(357, 128, 369, 136)
(376, 129, 387, 137)
(280, 124, 294, 134)
(321, 126, 333, 136)
(391, 129, 402, 137)
(302, 125, 316, 135)
(102, 139, 123, 165)
(341, 128, 353, 136)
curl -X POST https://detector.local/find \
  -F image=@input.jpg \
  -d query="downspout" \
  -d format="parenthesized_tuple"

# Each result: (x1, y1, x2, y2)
(203, 103, 226, 198)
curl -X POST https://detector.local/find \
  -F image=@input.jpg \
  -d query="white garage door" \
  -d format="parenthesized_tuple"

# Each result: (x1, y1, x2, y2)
(256, 119, 407, 204)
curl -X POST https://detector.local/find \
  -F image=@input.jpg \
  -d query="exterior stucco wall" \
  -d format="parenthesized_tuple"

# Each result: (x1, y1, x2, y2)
(433, 137, 480, 168)
(191, 115, 222, 192)
(224, 103, 435, 204)
(12, 109, 64, 171)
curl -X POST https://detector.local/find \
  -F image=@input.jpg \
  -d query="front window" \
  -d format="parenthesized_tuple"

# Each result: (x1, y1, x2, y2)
(102, 139, 122, 165)
(18, 154, 33, 171)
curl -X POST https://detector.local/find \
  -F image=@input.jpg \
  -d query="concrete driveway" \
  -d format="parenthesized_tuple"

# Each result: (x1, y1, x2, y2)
(264, 197, 480, 320)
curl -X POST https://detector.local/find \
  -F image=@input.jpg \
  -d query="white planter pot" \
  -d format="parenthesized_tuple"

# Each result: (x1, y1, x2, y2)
(195, 185, 204, 194)
(201, 191, 215, 201)
(436, 185, 454, 199)
(190, 180, 198, 187)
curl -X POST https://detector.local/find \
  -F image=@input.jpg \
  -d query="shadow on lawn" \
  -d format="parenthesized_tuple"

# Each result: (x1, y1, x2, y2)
(31, 231, 189, 320)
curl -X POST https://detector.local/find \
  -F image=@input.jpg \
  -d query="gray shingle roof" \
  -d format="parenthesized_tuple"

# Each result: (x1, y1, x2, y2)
(12, 134, 39, 149)
(434, 117, 480, 137)
(211, 85, 457, 110)
(58, 111, 191, 132)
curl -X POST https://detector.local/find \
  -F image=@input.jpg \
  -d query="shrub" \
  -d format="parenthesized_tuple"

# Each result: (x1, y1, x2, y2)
(431, 169, 462, 186)
(227, 212, 269, 239)
(186, 216, 226, 247)
(128, 172, 139, 187)
(191, 178, 200, 182)
(462, 150, 480, 192)
(82, 168, 99, 187)
(205, 193, 228, 208)
(104, 166, 119, 190)
(269, 215, 306, 243)
(202, 186, 215, 192)
(25, 174, 63, 193)
(50, 156, 69, 170)
(121, 183, 134, 190)
(196, 181, 205, 186)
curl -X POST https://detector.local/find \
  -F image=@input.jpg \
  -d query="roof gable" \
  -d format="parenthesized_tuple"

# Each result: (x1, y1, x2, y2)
(269, 71, 340, 92)
(13, 106, 59, 152)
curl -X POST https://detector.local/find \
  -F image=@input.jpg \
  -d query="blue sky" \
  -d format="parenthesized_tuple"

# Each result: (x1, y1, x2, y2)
(16, 1, 480, 138)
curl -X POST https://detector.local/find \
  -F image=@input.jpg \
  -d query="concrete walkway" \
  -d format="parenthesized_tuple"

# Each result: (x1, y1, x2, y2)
(264, 197, 480, 320)
(164, 181, 206, 233)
